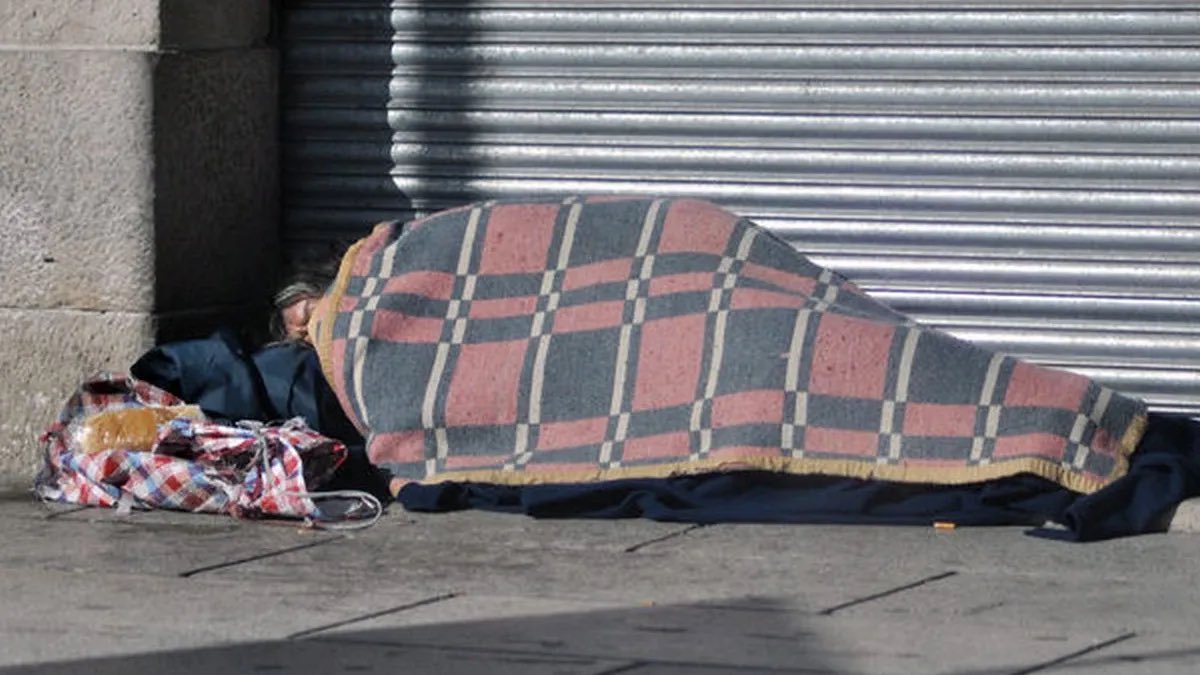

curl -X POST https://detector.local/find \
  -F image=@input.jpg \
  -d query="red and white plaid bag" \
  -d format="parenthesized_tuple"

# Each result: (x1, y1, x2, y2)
(36, 373, 351, 523)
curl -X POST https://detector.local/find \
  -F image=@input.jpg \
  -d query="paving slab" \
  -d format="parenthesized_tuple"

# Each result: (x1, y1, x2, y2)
(300, 591, 1152, 675)
(0, 564, 441, 667)
(3, 494, 1200, 674)
(1056, 635, 1200, 675)
(201, 511, 722, 602)
(312, 596, 836, 672)
(840, 566, 1199, 634)
(0, 635, 631, 675)
(0, 504, 339, 578)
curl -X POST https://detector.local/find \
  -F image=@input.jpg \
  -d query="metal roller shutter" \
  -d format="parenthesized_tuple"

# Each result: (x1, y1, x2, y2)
(279, 1, 1200, 414)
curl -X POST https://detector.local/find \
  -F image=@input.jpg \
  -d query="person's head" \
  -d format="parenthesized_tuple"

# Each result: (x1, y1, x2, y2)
(270, 279, 324, 343)
(269, 248, 345, 346)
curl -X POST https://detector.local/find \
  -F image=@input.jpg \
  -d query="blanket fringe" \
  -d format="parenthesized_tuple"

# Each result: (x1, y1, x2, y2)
(412, 415, 1146, 496)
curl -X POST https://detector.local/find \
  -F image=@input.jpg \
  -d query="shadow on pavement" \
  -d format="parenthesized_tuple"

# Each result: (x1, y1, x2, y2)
(0, 597, 837, 674)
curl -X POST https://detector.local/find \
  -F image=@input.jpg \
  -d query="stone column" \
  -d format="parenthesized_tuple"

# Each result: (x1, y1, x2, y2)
(0, 0, 277, 486)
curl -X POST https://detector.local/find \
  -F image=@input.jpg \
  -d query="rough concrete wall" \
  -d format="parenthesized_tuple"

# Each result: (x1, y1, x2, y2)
(0, 0, 277, 486)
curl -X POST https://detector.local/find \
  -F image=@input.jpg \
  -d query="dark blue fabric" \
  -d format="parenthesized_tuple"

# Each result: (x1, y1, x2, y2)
(130, 330, 263, 423)
(131, 330, 328, 427)
(399, 472, 1073, 526)
(130, 331, 391, 501)
(1037, 413, 1200, 541)
(399, 413, 1200, 542)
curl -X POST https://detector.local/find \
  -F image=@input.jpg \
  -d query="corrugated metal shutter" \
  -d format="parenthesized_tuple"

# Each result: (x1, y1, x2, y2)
(279, 1, 1200, 414)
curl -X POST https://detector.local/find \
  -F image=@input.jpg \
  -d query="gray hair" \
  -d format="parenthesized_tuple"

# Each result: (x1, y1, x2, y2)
(273, 280, 324, 311)
(269, 279, 326, 342)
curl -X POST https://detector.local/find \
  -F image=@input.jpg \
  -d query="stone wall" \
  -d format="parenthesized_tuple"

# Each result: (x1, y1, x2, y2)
(0, 0, 277, 486)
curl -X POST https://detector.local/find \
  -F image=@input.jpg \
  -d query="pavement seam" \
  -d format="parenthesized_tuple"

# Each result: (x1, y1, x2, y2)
(623, 524, 707, 553)
(287, 592, 461, 640)
(1006, 632, 1138, 675)
(177, 535, 344, 578)
(817, 570, 958, 616)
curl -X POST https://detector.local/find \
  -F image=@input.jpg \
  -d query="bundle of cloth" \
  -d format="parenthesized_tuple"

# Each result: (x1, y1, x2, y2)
(35, 372, 352, 523)
(307, 196, 1200, 540)
(35, 335, 387, 526)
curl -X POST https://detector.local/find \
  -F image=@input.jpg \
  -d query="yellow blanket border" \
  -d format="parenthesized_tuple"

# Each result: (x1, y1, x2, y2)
(395, 412, 1145, 497)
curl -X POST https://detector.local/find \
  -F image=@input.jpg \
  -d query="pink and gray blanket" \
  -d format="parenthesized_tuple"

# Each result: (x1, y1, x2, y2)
(312, 197, 1146, 495)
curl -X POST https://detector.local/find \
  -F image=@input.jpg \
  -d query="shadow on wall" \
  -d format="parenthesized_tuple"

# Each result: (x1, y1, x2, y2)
(0, 598, 838, 674)
(278, 0, 483, 272)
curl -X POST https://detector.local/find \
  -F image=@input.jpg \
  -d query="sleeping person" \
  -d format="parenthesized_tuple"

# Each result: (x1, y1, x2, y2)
(115, 196, 1200, 539)
(128, 272, 392, 502)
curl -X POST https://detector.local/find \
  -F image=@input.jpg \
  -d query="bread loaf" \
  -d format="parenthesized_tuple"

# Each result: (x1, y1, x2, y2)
(72, 405, 204, 454)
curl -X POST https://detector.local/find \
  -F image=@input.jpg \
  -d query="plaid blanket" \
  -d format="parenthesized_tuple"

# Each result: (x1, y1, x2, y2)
(36, 374, 346, 520)
(311, 197, 1146, 494)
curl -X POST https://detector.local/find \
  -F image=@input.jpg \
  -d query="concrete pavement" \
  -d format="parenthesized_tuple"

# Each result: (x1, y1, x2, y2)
(1, 491, 1198, 674)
